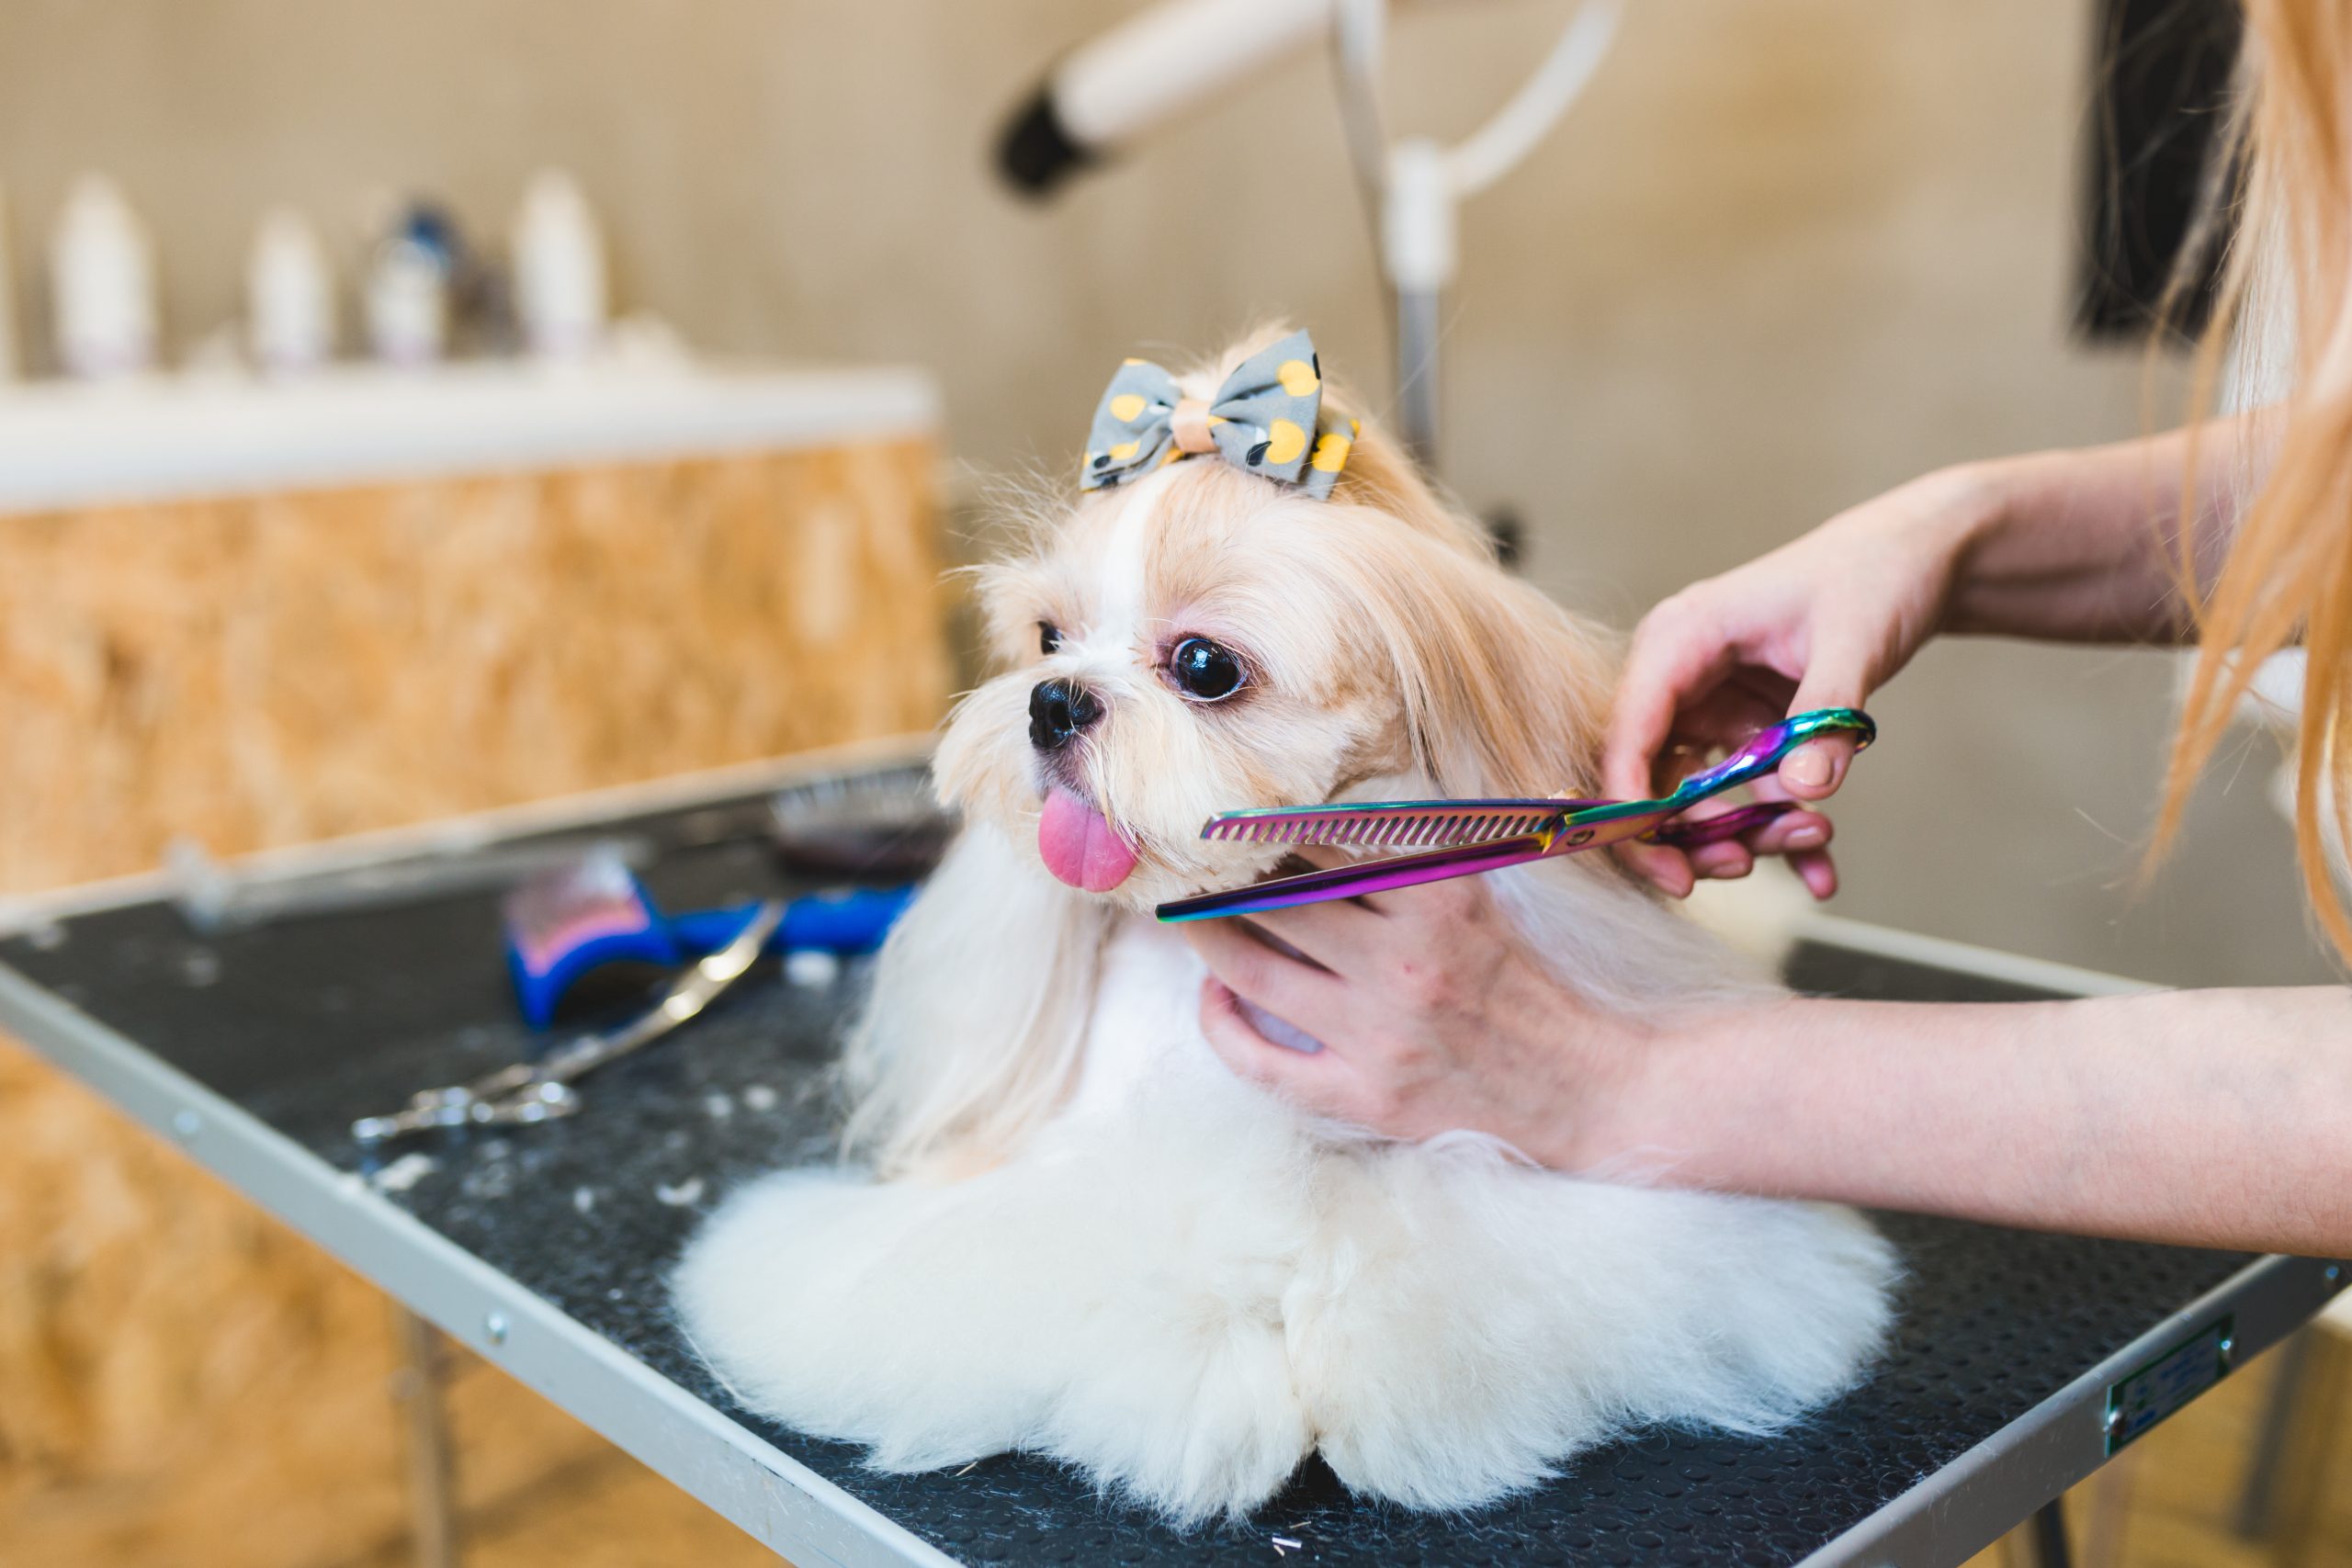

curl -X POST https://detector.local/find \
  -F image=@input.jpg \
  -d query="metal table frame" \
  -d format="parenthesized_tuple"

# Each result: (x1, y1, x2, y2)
(0, 740, 2342, 1568)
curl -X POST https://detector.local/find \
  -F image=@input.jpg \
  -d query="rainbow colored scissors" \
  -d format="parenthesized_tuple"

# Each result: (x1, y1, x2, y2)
(1155, 708, 1874, 922)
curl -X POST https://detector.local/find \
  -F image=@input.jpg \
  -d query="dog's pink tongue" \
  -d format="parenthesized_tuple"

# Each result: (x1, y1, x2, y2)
(1038, 787, 1138, 892)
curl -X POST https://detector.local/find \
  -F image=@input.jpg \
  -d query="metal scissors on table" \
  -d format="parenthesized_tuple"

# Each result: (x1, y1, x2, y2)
(352, 898, 788, 1143)
(1155, 708, 1874, 923)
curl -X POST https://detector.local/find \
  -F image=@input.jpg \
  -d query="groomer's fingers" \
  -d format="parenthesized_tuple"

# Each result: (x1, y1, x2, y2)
(1183, 915, 1352, 1023)
(1664, 677, 1797, 769)
(1729, 806, 1836, 895)
(1696, 839, 1838, 894)
(1611, 789, 1698, 897)
(1615, 838, 1693, 899)
(1781, 648, 1874, 801)
(1604, 630, 1734, 801)
(1685, 840, 1754, 880)
(1238, 879, 1493, 981)
(1727, 766, 1842, 896)
(1672, 791, 1839, 880)
(1788, 847, 1838, 899)
(1740, 805, 1834, 858)
(1221, 895, 1386, 978)
(1197, 979, 1365, 1120)
(1605, 617, 1755, 897)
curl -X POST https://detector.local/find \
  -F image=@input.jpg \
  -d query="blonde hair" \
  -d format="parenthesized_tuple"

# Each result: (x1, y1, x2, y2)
(2160, 0, 2352, 962)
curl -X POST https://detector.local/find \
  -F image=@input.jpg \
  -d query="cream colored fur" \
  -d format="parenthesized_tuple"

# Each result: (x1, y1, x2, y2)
(675, 336, 1899, 1523)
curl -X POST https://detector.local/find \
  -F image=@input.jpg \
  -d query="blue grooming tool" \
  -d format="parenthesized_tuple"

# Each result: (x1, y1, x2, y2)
(502, 848, 912, 1028)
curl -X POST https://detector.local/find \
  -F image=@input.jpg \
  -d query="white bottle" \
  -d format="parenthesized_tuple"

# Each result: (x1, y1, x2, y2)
(365, 234, 447, 367)
(511, 170, 607, 360)
(49, 175, 160, 379)
(246, 208, 336, 374)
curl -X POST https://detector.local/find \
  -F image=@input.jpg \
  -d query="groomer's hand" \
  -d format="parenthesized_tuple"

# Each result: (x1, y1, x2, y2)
(1182, 865, 1651, 1163)
(1606, 466, 1990, 898)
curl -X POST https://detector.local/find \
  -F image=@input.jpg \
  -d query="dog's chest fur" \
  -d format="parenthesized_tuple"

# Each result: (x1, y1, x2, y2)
(1064, 920, 1226, 1122)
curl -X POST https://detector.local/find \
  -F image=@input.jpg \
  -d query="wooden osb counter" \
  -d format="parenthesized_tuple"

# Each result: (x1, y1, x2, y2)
(0, 364, 952, 1567)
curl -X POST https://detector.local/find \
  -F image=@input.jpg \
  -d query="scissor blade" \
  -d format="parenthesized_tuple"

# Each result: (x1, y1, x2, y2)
(1157, 832, 1555, 922)
(1645, 800, 1796, 849)
(1201, 798, 1579, 850)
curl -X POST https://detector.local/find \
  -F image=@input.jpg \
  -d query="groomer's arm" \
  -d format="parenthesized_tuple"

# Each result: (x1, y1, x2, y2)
(1937, 413, 2268, 643)
(1185, 893, 2352, 1258)
(1589, 986, 2352, 1257)
(1608, 414, 2275, 896)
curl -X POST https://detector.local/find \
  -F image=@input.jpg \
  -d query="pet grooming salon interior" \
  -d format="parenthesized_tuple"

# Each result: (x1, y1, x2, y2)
(6, 2, 2352, 1565)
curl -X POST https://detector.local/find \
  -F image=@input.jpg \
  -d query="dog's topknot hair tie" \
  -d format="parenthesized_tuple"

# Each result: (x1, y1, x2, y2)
(1079, 329, 1356, 499)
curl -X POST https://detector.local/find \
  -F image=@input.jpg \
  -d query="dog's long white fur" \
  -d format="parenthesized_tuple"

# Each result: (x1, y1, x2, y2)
(675, 336, 1900, 1523)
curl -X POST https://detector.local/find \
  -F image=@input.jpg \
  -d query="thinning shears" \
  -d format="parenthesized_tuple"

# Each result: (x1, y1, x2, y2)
(1155, 708, 1874, 922)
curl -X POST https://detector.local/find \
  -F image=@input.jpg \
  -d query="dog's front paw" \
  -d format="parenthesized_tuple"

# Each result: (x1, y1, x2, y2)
(1038, 1299, 1310, 1524)
(676, 1144, 1317, 1526)
(1291, 1277, 1592, 1512)
(1284, 1147, 1900, 1511)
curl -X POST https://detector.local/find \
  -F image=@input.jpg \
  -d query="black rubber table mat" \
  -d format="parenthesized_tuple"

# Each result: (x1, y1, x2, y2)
(0, 814, 2254, 1568)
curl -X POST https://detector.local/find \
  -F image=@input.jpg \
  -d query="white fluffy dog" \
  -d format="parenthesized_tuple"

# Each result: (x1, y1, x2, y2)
(675, 333, 1899, 1523)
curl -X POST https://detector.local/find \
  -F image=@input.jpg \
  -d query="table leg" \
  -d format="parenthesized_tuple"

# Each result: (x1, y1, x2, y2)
(2233, 1326, 2315, 1539)
(391, 1304, 461, 1568)
(2026, 1497, 2072, 1568)
(2076, 1445, 2140, 1568)
(2242, 1322, 2351, 1567)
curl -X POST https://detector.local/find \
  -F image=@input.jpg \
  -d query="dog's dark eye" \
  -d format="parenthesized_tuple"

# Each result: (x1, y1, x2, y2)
(1170, 637, 1244, 702)
(1039, 622, 1063, 654)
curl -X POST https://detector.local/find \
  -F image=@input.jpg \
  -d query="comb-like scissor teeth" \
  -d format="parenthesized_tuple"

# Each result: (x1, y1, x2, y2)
(1159, 708, 1876, 922)
(1203, 797, 1577, 850)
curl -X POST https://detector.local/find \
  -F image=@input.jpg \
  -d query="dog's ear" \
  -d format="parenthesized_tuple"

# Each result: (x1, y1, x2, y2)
(1311, 412, 1618, 799)
(1193, 333, 1622, 795)
(1374, 536, 1620, 798)
(842, 822, 1110, 1179)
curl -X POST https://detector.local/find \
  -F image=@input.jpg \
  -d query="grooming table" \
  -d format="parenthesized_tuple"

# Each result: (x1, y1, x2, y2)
(1, 743, 2341, 1568)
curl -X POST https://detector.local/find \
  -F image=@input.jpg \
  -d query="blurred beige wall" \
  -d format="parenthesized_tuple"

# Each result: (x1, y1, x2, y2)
(0, 0, 2331, 987)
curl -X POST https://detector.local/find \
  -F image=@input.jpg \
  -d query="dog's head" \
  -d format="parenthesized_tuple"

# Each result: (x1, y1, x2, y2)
(936, 333, 1622, 911)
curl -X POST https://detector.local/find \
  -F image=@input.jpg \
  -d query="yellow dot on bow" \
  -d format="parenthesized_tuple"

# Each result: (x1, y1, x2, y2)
(1159, 446, 1182, 467)
(1265, 419, 1306, 466)
(1311, 430, 1351, 474)
(1109, 440, 1139, 461)
(1109, 393, 1147, 423)
(1277, 358, 1318, 397)
(1122, 357, 1146, 366)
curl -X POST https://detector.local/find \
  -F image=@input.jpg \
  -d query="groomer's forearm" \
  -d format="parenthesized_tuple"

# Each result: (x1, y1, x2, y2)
(1588, 987, 2352, 1256)
(1939, 415, 2271, 645)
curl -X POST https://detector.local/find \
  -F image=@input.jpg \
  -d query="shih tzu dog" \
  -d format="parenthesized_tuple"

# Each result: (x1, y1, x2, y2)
(675, 330, 1898, 1522)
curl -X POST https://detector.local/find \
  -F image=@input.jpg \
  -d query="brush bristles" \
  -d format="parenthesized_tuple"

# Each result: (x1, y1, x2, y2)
(1204, 807, 1561, 848)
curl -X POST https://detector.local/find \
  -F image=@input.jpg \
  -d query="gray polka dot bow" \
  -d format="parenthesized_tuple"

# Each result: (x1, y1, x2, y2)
(1080, 329, 1357, 499)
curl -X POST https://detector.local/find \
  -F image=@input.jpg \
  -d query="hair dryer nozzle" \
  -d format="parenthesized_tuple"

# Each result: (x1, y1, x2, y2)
(996, 83, 1096, 198)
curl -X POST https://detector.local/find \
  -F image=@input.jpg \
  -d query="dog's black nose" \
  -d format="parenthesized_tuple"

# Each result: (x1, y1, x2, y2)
(1029, 679, 1102, 751)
